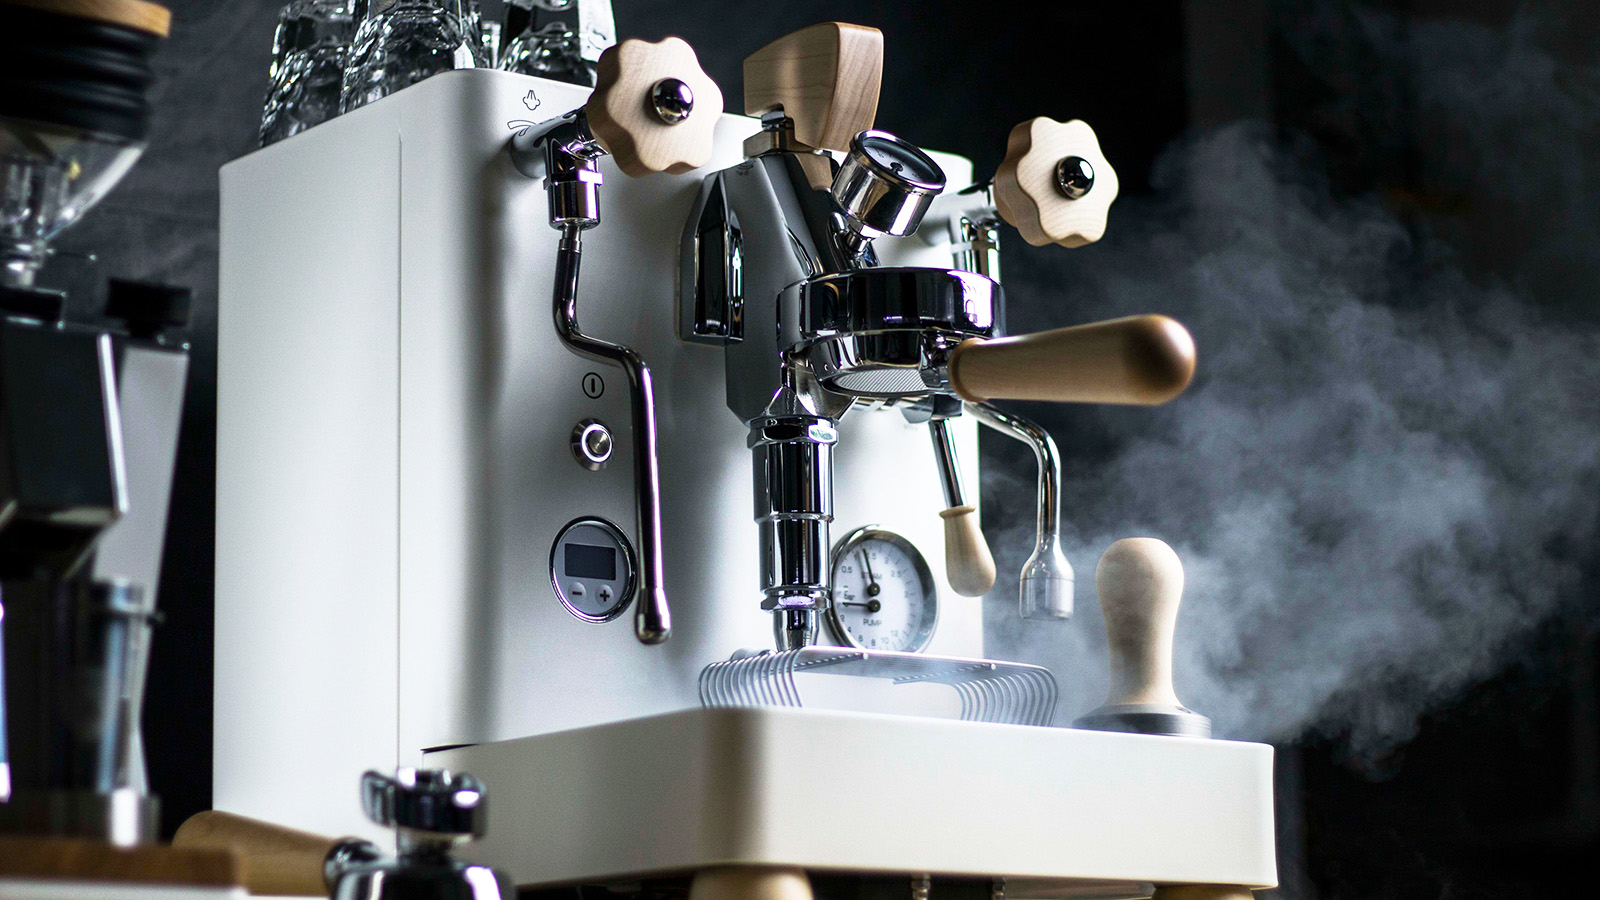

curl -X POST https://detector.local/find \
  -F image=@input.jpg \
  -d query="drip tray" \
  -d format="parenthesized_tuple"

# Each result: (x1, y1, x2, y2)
(426, 707, 1277, 891)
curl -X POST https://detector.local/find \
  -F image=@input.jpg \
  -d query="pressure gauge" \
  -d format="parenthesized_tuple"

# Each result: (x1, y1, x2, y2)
(826, 526, 938, 652)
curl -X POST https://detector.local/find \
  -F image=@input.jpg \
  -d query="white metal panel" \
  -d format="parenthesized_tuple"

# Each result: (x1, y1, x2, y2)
(215, 100, 402, 841)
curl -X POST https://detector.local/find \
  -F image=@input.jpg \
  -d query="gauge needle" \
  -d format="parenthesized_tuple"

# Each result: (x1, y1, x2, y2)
(842, 599, 883, 613)
(859, 551, 882, 597)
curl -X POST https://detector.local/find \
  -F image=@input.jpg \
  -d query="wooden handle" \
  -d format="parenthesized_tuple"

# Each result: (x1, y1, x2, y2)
(588, 37, 724, 177)
(2, 0, 171, 36)
(1095, 538, 1184, 708)
(947, 315, 1195, 405)
(1152, 887, 1255, 900)
(172, 811, 346, 896)
(691, 867, 814, 900)
(743, 22, 882, 151)
(940, 505, 996, 597)
(993, 117, 1119, 247)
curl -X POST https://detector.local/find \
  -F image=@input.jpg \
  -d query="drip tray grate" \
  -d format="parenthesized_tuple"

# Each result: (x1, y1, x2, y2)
(699, 647, 1058, 726)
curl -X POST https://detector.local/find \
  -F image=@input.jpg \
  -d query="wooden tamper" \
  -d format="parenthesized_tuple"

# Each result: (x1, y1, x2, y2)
(1073, 538, 1211, 738)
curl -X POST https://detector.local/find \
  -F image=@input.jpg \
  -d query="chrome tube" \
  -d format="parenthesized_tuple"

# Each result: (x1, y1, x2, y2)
(750, 415, 836, 649)
(552, 225, 670, 643)
(964, 401, 1073, 619)
(927, 418, 967, 508)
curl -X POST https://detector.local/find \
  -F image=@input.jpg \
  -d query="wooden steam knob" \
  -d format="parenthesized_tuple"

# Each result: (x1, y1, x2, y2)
(947, 315, 1195, 406)
(994, 116, 1119, 247)
(743, 22, 883, 151)
(1073, 538, 1210, 738)
(1152, 887, 1255, 900)
(691, 867, 814, 900)
(587, 37, 724, 177)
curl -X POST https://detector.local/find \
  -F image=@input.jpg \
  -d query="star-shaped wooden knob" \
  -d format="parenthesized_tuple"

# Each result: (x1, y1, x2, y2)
(587, 37, 724, 177)
(993, 116, 1119, 248)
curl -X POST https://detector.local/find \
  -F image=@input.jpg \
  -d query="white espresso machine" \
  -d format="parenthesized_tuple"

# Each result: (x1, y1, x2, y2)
(212, 21, 1275, 900)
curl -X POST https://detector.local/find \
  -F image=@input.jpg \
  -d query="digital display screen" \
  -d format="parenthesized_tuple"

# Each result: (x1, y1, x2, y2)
(564, 543, 617, 580)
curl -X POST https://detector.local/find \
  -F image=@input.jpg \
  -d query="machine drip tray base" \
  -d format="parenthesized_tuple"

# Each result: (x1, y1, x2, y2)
(425, 707, 1276, 893)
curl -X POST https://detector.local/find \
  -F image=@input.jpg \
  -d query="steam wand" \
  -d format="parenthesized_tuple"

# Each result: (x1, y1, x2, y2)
(508, 36, 723, 643)
(551, 223, 670, 644)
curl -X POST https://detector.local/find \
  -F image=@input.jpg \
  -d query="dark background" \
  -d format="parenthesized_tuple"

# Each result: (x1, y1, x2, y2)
(47, 1, 1598, 898)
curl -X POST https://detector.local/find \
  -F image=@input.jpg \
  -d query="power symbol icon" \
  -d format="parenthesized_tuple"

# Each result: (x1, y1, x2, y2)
(582, 372, 605, 399)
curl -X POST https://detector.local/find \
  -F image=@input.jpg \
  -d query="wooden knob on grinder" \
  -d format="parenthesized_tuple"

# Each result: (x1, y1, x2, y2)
(947, 315, 1195, 406)
(1072, 538, 1211, 738)
(743, 22, 883, 151)
(172, 810, 377, 896)
(587, 37, 724, 177)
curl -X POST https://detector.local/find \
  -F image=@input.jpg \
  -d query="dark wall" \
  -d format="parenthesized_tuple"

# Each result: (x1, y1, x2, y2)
(50, 2, 1598, 898)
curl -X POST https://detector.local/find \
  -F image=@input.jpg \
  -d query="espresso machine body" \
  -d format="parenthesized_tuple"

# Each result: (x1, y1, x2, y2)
(215, 68, 983, 840)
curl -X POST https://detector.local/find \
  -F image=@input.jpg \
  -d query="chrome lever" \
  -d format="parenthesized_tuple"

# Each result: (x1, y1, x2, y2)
(964, 401, 1073, 619)
(552, 227, 670, 644)
(514, 96, 675, 644)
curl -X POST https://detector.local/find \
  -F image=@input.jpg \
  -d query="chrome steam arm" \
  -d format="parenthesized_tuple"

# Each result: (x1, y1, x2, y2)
(510, 37, 722, 644)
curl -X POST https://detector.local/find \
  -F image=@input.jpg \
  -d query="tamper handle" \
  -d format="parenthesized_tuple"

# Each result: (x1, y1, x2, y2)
(588, 37, 724, 177)
(743, 22, 882, 151)
(1096, 538, 1184, 707)
(947, 315, 1195, 405)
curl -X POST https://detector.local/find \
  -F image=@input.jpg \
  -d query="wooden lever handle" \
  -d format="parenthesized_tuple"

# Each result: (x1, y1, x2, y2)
(947, 315, 1195, 405)
(172, 810, 360, 896)
(940, 505, 997, 597)
(588, 37, 725, 177)
(743, 22, 882, 151)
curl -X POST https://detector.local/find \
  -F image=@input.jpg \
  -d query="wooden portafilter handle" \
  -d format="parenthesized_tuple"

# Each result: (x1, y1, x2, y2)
(1072, 538, 1211, 738)
(173, 811, 379, 896)
(947, 315, 1195, 406)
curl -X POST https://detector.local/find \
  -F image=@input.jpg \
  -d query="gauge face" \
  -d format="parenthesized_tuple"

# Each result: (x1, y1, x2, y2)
(826, 527, 938, 652)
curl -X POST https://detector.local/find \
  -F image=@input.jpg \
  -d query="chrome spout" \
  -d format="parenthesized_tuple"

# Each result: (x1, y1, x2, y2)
(964, 402, 1073, 619)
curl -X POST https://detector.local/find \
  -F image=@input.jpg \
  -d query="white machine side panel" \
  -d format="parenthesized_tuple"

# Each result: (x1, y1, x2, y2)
(215, 105, 402, 841)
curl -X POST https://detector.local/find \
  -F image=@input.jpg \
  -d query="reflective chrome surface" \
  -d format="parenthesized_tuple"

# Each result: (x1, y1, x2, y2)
(335, 768, 511, 900)
(831, 130, 946, 254)
(965, 402, 1073, 620)
(1054, 155, 1095, 200)
(513, 99, 671, 644)
(649, 77, 694, 124)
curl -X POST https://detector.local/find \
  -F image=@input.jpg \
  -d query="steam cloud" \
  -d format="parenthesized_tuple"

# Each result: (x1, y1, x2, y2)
(983, 6, 1600, 761)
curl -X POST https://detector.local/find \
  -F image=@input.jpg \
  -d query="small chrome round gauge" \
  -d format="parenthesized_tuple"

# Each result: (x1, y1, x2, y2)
(826, 526, 938, 652)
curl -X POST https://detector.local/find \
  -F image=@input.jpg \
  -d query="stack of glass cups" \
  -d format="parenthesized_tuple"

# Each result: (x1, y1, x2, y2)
(259, 0, 355, 147)
(340, 0, 489, 113)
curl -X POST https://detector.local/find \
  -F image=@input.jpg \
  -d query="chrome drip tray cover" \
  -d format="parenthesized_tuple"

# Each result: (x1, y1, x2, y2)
(699, 647, 1057, 726)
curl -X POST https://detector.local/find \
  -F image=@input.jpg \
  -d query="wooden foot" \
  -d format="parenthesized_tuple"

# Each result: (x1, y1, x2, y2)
(1152, 886, 1255, 900)
(689, 867, 813, 900)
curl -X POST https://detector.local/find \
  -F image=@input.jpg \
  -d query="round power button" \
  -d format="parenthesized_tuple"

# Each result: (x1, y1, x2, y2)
(572, 419, 613, 470)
